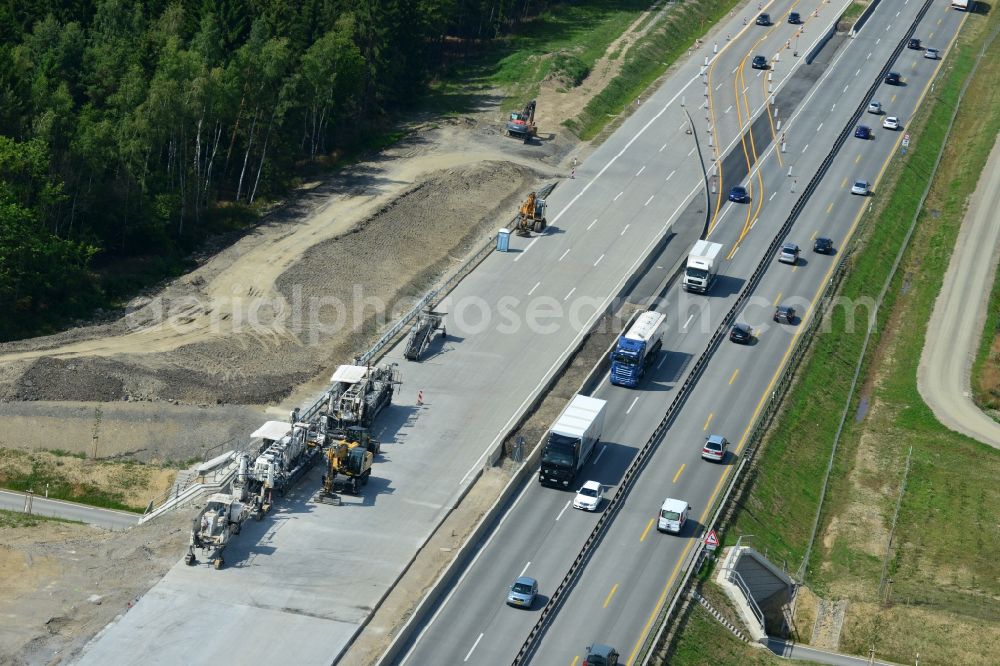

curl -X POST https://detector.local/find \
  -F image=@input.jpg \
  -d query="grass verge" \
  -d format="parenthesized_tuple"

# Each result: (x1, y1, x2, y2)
(0, 508, 79, 529)
(422, 0, 652, 116)
(567, 0, 742, 140)
(971, 258, 1000, 413)
(0, 449, 177, 513)
(671, 9, 1000, 666)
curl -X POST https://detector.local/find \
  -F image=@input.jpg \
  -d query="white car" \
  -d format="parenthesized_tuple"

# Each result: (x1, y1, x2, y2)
(882, 116, 899, 130)
(867, 101, 882, 114)
(851, 180, 869, 196)
(778, 242, 800, 265)
(924, 48, 940, 60)
(573, 480, 603, 511)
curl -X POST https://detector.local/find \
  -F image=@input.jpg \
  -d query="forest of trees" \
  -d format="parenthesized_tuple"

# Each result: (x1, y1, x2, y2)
(0, 0, 550, 339)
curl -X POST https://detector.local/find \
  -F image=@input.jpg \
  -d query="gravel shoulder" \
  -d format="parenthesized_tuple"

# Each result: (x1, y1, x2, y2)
(917, 136, 1000, 449)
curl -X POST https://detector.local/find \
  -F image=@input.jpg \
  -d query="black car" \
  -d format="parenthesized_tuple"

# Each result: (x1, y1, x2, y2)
(854, 125, 872, 140)
(814, 237, 834, 254)
(774, 305, 796, 324)
(751, 55, 768, 69)
(756, 13, 771, 26)
(730, 323, 753, 344)
(788, 12, 801, 24)
(728, 186, 749, 203)
(885, 71, 901, 85)
(908, 38, 922, 50)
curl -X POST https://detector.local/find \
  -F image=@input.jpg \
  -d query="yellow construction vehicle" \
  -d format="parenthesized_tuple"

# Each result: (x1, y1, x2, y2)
(514, 191, 547, 237)
(321, 430, 375, 496)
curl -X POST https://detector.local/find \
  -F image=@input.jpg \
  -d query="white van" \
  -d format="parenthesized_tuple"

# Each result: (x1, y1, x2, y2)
(657, 498, 689, 534)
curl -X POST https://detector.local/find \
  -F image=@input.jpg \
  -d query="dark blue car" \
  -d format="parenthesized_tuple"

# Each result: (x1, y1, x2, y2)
(728, 186, 749, 203)
(854, 125, 872, 140)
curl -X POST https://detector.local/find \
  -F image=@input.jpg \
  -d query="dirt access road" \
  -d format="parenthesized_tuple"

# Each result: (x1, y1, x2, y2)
(918, 136, 1000, 449)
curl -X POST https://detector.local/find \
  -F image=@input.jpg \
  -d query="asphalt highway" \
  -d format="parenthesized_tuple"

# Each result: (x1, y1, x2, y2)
(398, 2, 967, 665)
(0, 489, 139, 530)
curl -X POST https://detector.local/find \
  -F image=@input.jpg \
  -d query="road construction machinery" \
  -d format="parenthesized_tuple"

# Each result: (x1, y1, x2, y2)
(184, 493, 251, 569)
(405, 310, 446, 361)
(232, 419, 322, 517)
(322, 363, 399, 430)
(321, 431, 375, 496)
(506, 99, 537, 142)
(514, 191, 547, 237)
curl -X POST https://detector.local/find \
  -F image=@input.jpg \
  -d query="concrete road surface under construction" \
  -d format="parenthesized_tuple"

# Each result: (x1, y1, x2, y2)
(73, 24, 720, 664)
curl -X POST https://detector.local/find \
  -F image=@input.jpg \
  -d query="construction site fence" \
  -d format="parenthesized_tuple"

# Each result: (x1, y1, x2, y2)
(512, 3, 931, 662)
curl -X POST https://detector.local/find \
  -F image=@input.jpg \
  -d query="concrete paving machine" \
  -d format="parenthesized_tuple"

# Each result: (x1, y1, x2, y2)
(514, 191, 547, 237)
(506, 99, 537, 143)
(323, 363, 400, 430)
(184, 493, 250, 569)
(232, 419, 321, 517)
(405, 310, 446, 361)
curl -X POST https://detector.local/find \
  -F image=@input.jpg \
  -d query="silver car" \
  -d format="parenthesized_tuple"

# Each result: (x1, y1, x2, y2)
(778, 242, 800, 265)
(851, 180, 869, 196)
(507, 576, 538, 608)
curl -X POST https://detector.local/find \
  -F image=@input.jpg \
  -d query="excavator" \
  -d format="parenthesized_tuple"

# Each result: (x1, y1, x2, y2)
(506, 99, 537, 143)
(514, 191, 547, 237)
(321, 428, 377, 496)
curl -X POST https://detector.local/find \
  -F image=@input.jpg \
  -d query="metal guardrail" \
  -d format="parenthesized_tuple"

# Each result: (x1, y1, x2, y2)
(511, 2, 936, 661)
(729, 570, 766, 633)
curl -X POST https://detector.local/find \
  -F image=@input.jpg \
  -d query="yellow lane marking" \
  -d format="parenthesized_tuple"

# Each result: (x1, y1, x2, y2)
(810, 229, 818, 241)
(603, 583, 619, 609)
(841, 176, 848, 188)
(640, 518, 655, 542)
(703, 413, 714, 431)
(792, 265, 798, 273)
(729, 368, 740, 385)
(570, 657, 579, 666)
(826, 202, 833, 214)
(891, 94, 897, 103)
(673, 464, 686, 483)
(773, 292, 782, 306)
(855, 153, 861, 163)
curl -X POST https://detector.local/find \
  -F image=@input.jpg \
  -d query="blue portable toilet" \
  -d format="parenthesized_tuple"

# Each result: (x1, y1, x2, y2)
(496, 228, 511, 252)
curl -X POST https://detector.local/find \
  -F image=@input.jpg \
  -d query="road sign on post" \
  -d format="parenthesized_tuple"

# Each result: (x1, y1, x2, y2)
(902, 133, 911, 148)
(705, 529, 720, 551)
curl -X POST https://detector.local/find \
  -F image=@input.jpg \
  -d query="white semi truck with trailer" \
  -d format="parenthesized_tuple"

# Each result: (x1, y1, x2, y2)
(539, 395, 607, 487)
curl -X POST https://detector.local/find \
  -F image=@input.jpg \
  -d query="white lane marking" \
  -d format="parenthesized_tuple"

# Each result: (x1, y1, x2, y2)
(645, 195, 654, 206)
(656, 353, 667, 370)
(556, 500, 571, 521)
(877, 37, 882, 45)
(401, 474, 536, 664)
(465, 633, 484, 662)
(731, 246, 740, 258)
(715, 82, 723, 90)
(688, 146, 696, 156)
(700, 100, 707, 109)
(636, 166, 646, 176)
(626, 396, 639, 414)
(613, 191, 624, 201)
(513, 237, 538, 262)
(620, 224, 630, 236)
(895, 11, 900, 16)
(843, 84, 849, 93)
(855, 68, 861, 77)
(564, 287, 576, 301)
(593, 445, 607, 464)
(725, 105, 733, 114)
(659, 143, 667, 152)
(559, 248, 571, 262)
(683, 314, 695, 329)
(769, 191, 777, 201)
(666, 170, 676, 181)
(802, 144, 809, 153)
(519, 561, 531, 577)
(867, 52, 872, 60)
(732, 65, 739, 74)
(817, 122, 823, 132)
(679, 121, 687, 131)
(587, 218, 598, 230)
(886, 24, 891, 31)
(528, 281, 540, 296)
(742, 86, 749, 95)
(594, 254, 605, 267)
(831, 103, 836, 112)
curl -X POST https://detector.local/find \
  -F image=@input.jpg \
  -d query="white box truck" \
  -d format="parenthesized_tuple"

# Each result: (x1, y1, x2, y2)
(683, 240, 724, 293)
(951, 0, 970, 10)
(539, 395, 607, 487)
